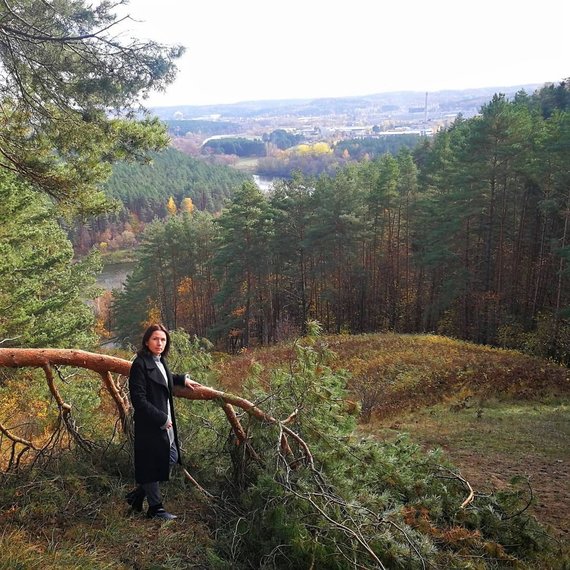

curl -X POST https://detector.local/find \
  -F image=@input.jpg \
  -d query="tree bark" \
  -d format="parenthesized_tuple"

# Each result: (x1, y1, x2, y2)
(0, 347, 246, 406)
(0, 348, 131, 376)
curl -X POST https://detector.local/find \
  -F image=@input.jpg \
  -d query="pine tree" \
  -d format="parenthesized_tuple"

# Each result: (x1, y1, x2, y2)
(0, 170, 101, 347)
(213, 181, 274, 347)
(0, 1, 183, 216)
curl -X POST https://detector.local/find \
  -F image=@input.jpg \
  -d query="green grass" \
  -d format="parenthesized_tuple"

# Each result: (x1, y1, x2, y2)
(374, 401, 569, 458)
(0, 479, 214, 569)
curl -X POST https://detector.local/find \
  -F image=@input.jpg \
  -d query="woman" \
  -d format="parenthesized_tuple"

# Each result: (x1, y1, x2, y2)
(125, 324, 197, 520)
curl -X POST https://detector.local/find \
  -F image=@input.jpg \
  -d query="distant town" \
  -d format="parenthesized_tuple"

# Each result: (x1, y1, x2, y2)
(150, 83, 541, 146)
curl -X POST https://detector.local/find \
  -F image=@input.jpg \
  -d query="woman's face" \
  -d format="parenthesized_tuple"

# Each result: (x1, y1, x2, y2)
(146, 330, 167, 356)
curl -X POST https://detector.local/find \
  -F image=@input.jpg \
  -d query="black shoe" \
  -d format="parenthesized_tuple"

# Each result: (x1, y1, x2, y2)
(125, 487, 145, 512)
(147, 504, 177, 520)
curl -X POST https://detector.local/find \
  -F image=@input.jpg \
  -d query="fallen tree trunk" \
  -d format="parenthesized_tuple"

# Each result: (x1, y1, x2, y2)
(0, 348, 313, 469)
(0, 348, 261, 408)
(0, 348, 131, 376)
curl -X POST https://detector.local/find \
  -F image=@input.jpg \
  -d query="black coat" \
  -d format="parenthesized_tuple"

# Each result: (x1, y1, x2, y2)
(128, 353, 185, 484)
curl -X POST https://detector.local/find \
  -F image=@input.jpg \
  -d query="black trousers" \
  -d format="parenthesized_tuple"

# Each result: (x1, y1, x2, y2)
(141, 442, 179, 507)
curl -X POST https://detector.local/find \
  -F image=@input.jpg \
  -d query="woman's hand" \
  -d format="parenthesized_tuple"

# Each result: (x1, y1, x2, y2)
(184, 375, 201, 390)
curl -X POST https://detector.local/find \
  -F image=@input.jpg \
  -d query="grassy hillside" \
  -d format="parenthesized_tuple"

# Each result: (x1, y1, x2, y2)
(0, 333, 568, 568)
(216, 333, 569, 410)
(216, 333, 570, 538)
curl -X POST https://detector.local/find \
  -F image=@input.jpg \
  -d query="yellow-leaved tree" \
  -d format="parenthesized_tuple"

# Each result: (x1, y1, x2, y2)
(312, 142, 332, 154)
(144, 304, 163, 328)
(181, 197, 194, 214)
(167, 196, 177, 216)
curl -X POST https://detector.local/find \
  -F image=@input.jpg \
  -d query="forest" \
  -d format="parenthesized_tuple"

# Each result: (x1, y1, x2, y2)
(71, 148, 249, 254)
(0, 2, 569, 568)
(111, 83, 570, 364)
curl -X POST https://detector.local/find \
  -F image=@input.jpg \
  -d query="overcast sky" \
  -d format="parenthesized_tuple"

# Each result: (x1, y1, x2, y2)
(117, 0, 569, 107)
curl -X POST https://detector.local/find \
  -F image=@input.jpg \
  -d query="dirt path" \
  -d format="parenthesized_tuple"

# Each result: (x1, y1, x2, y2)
(445, 449, 569, 539)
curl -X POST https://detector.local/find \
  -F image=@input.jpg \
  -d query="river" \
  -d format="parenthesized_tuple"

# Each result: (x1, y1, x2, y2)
(253, 174, 277, 193)
(96, 261, 136, 291)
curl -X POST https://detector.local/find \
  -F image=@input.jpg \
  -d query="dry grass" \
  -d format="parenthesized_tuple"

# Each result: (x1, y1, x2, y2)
(215, 333, 570, 412)
(0, 476, 213, 569)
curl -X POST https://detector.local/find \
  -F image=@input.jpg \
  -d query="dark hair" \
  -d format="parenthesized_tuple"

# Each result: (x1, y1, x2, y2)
(138, 324, 171, 358)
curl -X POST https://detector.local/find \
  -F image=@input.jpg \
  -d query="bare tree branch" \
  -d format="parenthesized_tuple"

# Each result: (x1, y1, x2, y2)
(0, 420, 37, 449)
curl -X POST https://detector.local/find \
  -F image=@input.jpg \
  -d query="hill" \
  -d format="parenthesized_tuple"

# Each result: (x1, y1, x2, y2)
(70, 147, 250, 252)
(149, 84, 543, 122)
(104, 146, 249, 215)
(216, 333, 570, 409)
(215, 333, 570, 537)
